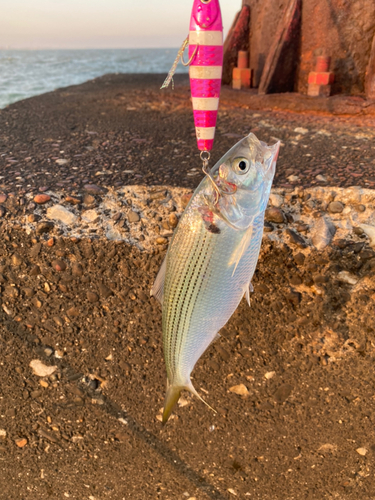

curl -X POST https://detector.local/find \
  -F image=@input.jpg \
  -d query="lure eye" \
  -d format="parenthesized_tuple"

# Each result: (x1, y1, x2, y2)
(200, 0, 212, 3)
(232, 157, 250, 175)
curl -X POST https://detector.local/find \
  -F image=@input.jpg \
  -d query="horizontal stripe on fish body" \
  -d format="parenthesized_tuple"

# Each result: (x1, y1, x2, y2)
(190, 78, 221, 98)
(192, 97, 219, 111)
(189, 45, 223, 67)
(189, 30, 223, 46)
(189, 65, 222, 80)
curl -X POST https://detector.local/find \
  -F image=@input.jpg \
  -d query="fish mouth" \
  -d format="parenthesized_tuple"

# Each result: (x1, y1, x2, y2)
(203, 162, 237, 205)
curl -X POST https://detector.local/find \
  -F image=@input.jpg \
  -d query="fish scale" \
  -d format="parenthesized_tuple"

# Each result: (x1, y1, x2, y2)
(151, 133, 280, 423)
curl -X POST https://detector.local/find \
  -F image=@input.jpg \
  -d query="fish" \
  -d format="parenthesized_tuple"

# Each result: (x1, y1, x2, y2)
(188, 0, 223, 152)
(161, 0, 223, 152)
(151, 133, 280, 423)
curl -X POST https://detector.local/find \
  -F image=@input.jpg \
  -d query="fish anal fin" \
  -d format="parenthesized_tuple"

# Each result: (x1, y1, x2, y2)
(150, 257, 167, 305)
(162, 379, 216, 424)
(244, 282, 253, 306)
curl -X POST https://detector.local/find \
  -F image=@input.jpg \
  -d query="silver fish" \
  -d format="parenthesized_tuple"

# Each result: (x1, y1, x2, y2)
(151, 133, 280, 423)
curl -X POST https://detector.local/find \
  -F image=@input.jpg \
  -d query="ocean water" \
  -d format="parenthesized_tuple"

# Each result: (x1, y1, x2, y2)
(0, 49, 187, 109)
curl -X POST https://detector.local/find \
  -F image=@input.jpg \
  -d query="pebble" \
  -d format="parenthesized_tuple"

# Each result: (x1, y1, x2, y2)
(328, 201, 344, 214)
(316, 174, 327, 182)
(269, 193, 284, 207)
(288, 175, 299, 183)
(11, 253, 22, 266)
(83, 194, 96, 205)
(356, 447, 367, 456)
(52, 259, 67, 272)
(87, 291, 99, 303)
(65, 195, 81, 205)
(156, 237, 168, 245)
(56, 159, 69, 165)
(29, 359, 57, 377)
(337, 271, 358, 285)
(285, 228, 307, 248)
(169, 213, 178, 228)
(0, 430, 6, 439)
(265, 207, 286, 224)
(36, 221, 54, 235)
(98, 283, 112, 298)
(15, 438, 28, 448)
(229, 384, 249, 396)
(29, 265, 41, 276)
(84, 184, 103, 193)
(34, 194, 51, 204)
(312, 216, 336, 250)
(72, 263, 83, 276)
(181, 193, 192, 208)
(128, 210, 140, 223)
(265, 371, 276, 380)
(82, 209, 99, 223)
(273, 383, 293, 403)
(0, 206, 5, 217)
(47, 205, 77, 225)
(0, 194, 7, 203)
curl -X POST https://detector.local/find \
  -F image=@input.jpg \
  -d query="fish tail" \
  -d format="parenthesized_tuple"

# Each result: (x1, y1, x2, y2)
(162, 379, 216, 424)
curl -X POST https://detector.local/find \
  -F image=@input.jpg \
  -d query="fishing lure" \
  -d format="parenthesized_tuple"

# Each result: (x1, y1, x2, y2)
(152, 133, 280, 423)
(162, 0, 224, 167)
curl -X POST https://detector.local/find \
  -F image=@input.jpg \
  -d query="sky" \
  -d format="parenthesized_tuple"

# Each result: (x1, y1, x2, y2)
(0, 0, 241, 49)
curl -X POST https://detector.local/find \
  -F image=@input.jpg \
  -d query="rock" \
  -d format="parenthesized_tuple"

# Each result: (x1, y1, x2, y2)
(98, 283, 112, 299)
(82, 209, 99, 223)
(29, 265, 41, 276)
(288, 175, 299, 183)
(0, 206, 5, 217)
(65, 195, 81, 205)
(285, 228, 307, 248)
(356, 447, 367, 456)
(328, 201, 344, 214)
(359, 224, 375, 247)
(15, 438, 28, 448)
(181, 193, 192, 208)
(11, 253, 22, 266)
(56, 159, 69, 165)
(216, 345, 230, 361)
(312, 217, 336, 250)
(67, 306, 80, 317)
(84, 184, 103, 193)
(265, 371, 276, 380)
(34, 194, 51, 204)
(265, 207, 286, 224)
(256, 283, 269, 294)
(87, 291, 99, 303)
(316, 174, 327, 183)
(287, 290, 301, 306)
(0, 429, 6, 439)
(269, 193, 284, 207)
(156, 237, 168, 245)
(169, 213, 178, 228)
(52, 259, 66, 272)
(0, 194, 7, 203)
(29, 360, 57, 377)
(229, 384, 249, 396)
(83, 194, 96, 205)
(36, 221, 54, 235)
(273, 384, 293, 403)
(337, 271, 358, 285)
(128, 211, 140, 223)
(294, 127, 308, 134)
(47, 205, 77, 225)
(72, 263, 83, 276)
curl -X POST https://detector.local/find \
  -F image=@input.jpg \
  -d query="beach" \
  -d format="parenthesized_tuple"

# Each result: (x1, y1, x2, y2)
(0, 74, 375, 499)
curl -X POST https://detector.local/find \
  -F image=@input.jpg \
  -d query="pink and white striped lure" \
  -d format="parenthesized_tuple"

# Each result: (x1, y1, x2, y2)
(162, 0, 223, 155)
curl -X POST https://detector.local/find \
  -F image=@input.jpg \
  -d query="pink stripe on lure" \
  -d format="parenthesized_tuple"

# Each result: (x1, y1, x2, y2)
(188, 0, 223, 152)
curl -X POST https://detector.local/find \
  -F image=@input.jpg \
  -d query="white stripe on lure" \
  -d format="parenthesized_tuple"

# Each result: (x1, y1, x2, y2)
(151, 133, 280, 423)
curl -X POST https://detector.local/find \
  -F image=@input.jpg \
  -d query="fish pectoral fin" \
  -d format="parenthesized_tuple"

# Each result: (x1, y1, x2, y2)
(244, 282, 253, 307)
(150, 256, 167, 306)
(162, 380, 216, 424)
(228, 225, 253, 277)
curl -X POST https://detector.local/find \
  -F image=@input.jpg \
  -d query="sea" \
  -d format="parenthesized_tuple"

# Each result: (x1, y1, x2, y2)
(0, 49, 187, 109)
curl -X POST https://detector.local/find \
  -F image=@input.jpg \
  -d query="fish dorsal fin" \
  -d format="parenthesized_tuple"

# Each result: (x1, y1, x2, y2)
(228, 225, 253, 277)
(150, 257, 167, 305)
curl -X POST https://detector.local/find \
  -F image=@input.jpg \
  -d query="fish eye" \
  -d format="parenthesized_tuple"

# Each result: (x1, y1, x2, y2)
(232, 157, 250, 174)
